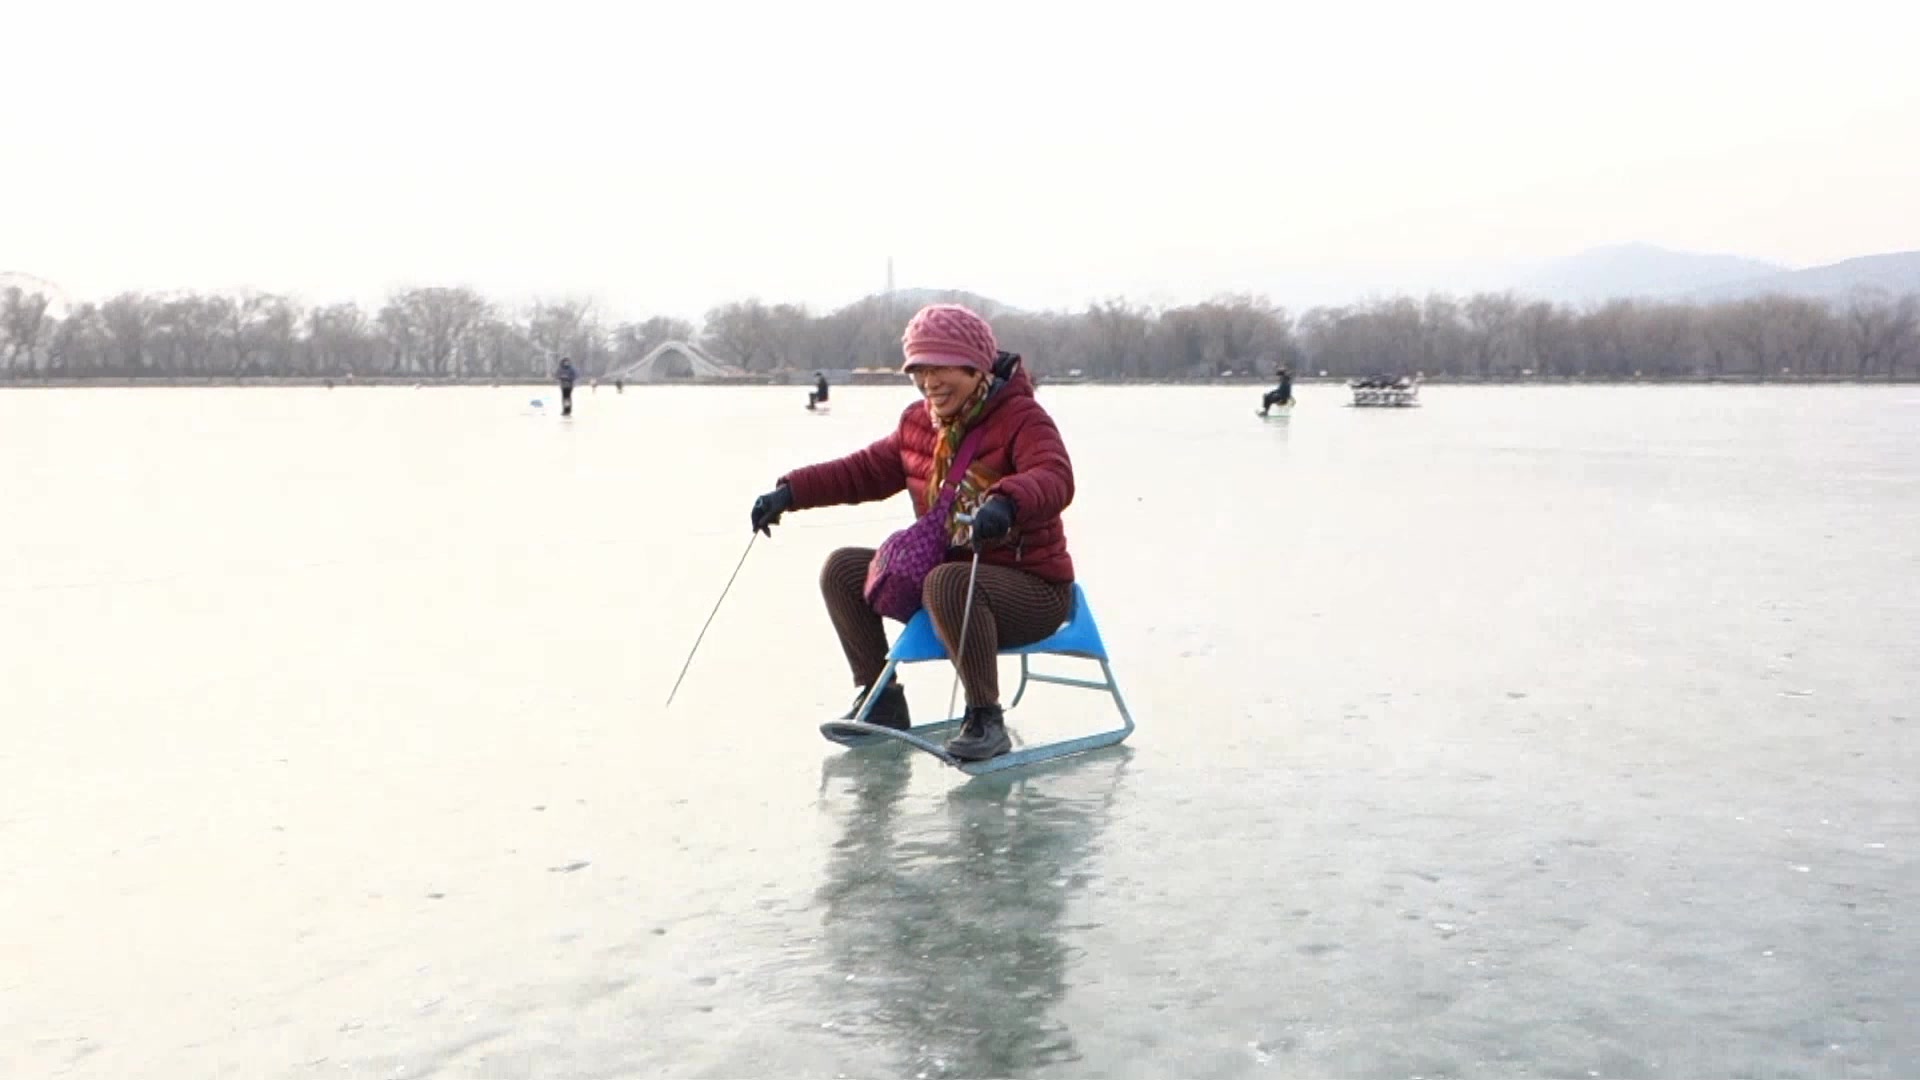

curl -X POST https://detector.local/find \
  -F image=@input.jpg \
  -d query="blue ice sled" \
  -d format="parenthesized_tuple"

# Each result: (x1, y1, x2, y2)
(819, 582, 1137, 776)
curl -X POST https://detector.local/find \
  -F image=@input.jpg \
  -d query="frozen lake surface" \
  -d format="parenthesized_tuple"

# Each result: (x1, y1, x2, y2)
(2, 383, 1916, 1078)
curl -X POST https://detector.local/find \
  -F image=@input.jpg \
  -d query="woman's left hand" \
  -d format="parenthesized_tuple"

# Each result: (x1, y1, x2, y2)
(969, 495, 1015, 548)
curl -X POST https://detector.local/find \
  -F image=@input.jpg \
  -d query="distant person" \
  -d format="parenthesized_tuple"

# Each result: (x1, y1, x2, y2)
(1260, 365, 1294, 415)
(615, 378, 625, 394)
(807, 371, 831, 410)
(556, 356, 578, 416)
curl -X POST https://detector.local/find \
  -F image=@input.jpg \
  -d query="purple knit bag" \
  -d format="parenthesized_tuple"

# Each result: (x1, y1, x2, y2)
(864, 428, 986, 621)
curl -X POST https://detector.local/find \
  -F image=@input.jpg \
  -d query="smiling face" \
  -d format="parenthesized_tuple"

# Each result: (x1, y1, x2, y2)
(910, 364, 987, 419)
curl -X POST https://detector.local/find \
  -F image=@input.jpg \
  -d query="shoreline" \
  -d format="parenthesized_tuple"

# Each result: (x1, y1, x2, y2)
(3, 374, 1916, 389)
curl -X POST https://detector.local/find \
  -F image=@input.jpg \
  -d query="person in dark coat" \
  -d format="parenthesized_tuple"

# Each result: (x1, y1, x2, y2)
(556, 357, 578, 416)
(1260, 364, 1294, 414)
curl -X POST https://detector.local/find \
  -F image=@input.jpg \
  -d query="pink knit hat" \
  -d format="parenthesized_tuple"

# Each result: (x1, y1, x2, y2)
(900, 304, 997, 375)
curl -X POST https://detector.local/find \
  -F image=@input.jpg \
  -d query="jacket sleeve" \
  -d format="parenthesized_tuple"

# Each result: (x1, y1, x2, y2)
(989, 406, 1074, 523)
(779, 429, 908, 509)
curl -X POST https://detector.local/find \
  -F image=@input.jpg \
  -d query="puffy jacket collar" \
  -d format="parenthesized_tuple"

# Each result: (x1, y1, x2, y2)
(974, 351, 1033, 420)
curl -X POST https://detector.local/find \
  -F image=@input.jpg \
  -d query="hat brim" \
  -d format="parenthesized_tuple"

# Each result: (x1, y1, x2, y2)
(901, 351, 986, 372)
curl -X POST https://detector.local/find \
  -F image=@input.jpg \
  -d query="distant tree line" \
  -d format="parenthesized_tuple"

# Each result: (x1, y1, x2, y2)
(3, 283, 1917, 381)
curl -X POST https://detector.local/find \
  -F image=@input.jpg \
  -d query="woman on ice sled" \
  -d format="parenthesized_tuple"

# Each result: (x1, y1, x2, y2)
(749, 304, 1077, 763)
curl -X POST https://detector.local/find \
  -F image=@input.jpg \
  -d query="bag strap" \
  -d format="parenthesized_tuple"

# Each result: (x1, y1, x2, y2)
(934, 425, 988, 505)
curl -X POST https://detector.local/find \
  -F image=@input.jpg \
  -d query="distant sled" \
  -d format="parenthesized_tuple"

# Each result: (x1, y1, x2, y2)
(819, 582, 1136, 776)
(1348, 377, 1421, 407)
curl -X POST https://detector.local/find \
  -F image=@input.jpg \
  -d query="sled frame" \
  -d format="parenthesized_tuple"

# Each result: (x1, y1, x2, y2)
(819, 583, 1136, 776)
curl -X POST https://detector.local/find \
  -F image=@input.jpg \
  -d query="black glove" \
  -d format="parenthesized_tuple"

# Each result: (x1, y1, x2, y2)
(751, 484, 794, 536)
(968, 495, 1015, 548)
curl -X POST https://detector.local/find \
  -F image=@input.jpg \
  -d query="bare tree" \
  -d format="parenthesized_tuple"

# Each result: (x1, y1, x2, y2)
(761, 303, 814, 371)
(1082, 300, 1156, 378)
(527, 298, 608, 377)
(1846, 288, 1920, 378)
(1895, 296, 1920, 379)
(46, 302, 107, 374)
(1515, 301, 1572, 376)
(1462, 292, 1520, 377)
(378, 287, 492, 376)
(99, 294, 156, 374)
(1418, 295, 1464, 376)
(701, 300, 777, 371)
(214, 292, 301, 375)
(0, 287, 53, 373)
(151, 295, 225, 376)
(1772, 295, 1840, 377)
(1579, 299, 1643, 378)
(1628, 303, 1700, 377)
(306, 302, 376, 375)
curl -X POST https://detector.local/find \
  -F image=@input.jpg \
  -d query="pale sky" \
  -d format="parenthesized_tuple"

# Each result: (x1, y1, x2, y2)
(4, 0, 1917, 321)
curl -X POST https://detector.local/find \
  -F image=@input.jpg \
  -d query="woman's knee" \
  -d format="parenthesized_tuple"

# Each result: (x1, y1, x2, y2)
(921, 562, 972, 619)
(820, 547, 872, 597)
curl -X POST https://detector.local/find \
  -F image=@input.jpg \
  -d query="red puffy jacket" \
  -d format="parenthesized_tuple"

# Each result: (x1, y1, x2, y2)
(779, 354, 1075, 583)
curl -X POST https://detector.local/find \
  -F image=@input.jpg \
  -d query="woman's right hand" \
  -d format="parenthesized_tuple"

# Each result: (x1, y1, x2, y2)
(751, 485, 794, 536)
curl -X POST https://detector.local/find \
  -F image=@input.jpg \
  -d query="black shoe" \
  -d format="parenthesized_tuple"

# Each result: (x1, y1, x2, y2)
(843, 683, 910, 731)
(944, 704, 1011, 761)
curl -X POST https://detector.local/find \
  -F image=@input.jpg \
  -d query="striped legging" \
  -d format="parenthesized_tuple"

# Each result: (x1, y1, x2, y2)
(820, 547, 1074, 708)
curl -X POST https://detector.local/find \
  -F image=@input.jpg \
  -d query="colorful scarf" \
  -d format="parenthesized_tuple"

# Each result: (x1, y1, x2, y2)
(926, 376, 994, 524)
